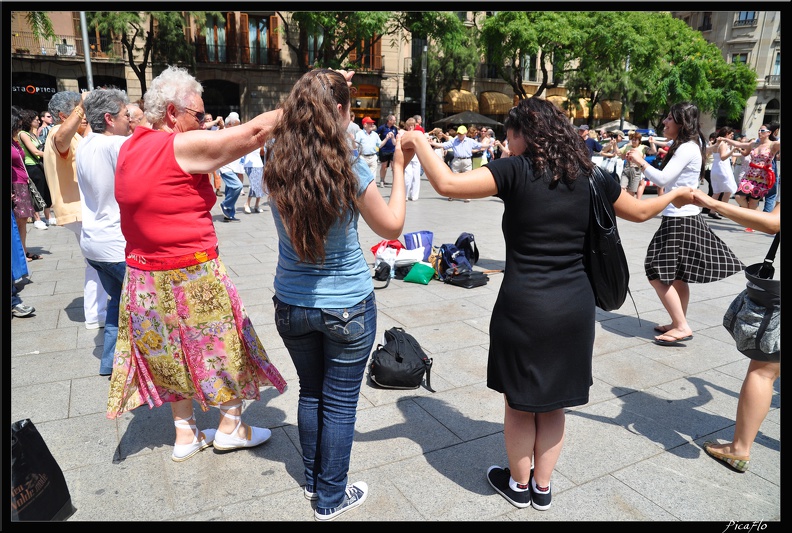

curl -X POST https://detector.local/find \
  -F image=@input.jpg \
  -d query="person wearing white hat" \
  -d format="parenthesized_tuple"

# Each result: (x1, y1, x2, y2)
(429, 124, 491, 202)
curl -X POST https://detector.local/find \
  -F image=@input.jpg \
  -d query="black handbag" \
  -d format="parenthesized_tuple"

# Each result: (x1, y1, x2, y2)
(11, 419, 77, 521)
(723, 233, 780, 360)
(584, 166, 631, 312)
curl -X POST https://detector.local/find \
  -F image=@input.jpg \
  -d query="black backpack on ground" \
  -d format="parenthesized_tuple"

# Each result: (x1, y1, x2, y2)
(454, 232, 479, 265)
(433, 243, 472, 281)
(369, 327, 434, 391)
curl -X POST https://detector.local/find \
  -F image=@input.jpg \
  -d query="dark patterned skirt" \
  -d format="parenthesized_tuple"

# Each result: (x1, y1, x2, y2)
(12, 181, 36, 219)
(645, 214, 744, 284)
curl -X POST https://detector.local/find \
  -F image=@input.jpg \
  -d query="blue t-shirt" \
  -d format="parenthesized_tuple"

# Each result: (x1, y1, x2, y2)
(377, 124, 398, 154)
(270, 155, 375, 308)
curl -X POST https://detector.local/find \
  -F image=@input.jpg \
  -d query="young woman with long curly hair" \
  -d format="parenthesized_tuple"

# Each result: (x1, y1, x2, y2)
(264, 68, 408, 521)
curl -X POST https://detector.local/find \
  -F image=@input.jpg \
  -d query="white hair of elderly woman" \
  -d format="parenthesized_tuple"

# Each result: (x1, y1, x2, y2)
(142, 65, 203, 127)
(225, 112, 240, 125)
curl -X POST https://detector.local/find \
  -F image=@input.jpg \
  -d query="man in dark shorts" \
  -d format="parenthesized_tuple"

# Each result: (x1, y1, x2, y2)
(376, 114, 398, 187)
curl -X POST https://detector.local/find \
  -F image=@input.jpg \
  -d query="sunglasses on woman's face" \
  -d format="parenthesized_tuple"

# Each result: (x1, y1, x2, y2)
(758, 129, 770, 133)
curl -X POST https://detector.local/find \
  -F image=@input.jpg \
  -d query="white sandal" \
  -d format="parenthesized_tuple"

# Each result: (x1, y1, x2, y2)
(171, 414, 216, 462)
(213, 402, 272, 452)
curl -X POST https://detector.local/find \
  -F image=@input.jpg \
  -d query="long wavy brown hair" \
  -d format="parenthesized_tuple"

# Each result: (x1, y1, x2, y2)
(503, 97, 594, 184)
(264, 69, 359, 264)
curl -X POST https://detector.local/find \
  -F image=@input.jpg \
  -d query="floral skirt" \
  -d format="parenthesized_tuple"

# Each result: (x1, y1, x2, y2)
(12, 181, 36, 219)
(107, 257, 287, 419)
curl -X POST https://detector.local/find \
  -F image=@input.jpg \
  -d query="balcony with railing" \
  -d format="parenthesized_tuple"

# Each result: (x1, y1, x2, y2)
(765, 75, 780, 87)
(195, 43, 281, 66)
(733, 17, 758, 28)
(11, 31, 124, 60)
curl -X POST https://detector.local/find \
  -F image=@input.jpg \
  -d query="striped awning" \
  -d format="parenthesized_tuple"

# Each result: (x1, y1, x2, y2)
(479, 91, 513, 115)
(443, 89, 479, 113)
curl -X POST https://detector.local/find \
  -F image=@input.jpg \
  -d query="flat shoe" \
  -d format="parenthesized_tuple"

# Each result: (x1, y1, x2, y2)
(244, 205, 252, 214)
(213, 404, 271, 452)
(703, 441, 749, 473)
(172, 427, 216, 462)
(654, 334, 693, 346)
(26, 253, 43, 261)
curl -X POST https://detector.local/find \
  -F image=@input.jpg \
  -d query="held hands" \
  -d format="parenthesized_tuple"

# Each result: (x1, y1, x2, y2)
(393, 134, 414, 168)
(670, 187, 697, 209)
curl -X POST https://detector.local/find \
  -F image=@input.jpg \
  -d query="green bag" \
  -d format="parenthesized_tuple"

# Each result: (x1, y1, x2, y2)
(403, 261, 435, 285)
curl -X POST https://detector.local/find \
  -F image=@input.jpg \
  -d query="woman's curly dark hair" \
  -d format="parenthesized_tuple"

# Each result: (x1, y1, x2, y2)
(660, 102, 706, 177)
(264, 69, 359, 264)
(503, 97, 593, 184)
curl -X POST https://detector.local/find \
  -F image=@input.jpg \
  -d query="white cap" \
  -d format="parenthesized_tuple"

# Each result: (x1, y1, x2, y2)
(225, 112, 240, 124)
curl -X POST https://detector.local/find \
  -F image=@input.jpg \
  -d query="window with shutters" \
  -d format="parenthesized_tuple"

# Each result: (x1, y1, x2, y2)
(241, 14, 272, 65)
(73, 12, 117, 58)
(203, 13, 227, 63)
(348, 35, 382, 71)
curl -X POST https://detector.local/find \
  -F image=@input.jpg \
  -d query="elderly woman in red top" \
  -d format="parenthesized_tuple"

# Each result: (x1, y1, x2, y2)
(110, 65, 287, 462)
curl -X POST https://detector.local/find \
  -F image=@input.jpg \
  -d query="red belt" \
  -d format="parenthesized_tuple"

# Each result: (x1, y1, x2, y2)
(749, 161, 776, 189)
(126, 247, 218, 271)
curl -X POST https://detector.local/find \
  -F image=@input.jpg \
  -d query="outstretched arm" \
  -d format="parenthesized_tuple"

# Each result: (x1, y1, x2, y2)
(358, 136, 407, 239)
(692, 190, 780, 234)
(401, 131, 497, 199)
(613, 187, 694, 222)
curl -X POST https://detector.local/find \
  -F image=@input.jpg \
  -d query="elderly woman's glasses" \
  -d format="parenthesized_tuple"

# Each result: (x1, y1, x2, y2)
(184, 107, 206, 123)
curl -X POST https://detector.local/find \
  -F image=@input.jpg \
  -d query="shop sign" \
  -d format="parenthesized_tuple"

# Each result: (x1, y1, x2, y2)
(11, 84, 57, 95)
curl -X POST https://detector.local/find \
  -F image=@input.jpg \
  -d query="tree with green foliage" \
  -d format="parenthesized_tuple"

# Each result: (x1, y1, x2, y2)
(277, 12, 390, 70)
(480, 11, 756, 132)
(479, 11, 587, 100)
(17, 11, 56, 41)
(396, 12, 477, 124)
(88, 11, 223, 95)
(641, 15, 756, 131)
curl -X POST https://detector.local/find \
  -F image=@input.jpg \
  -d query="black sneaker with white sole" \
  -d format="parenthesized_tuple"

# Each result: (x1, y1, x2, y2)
(314, 481, 368, 521)
(530, 481, 552, 510)
(486, 466, 531, 508)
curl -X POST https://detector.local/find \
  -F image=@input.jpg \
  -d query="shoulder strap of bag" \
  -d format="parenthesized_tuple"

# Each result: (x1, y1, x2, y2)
(757, 233, 780, 279)
(588, 167, 642, 325)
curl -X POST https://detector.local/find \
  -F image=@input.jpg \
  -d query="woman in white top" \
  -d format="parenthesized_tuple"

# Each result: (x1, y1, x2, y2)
(627, 102, 743, 346)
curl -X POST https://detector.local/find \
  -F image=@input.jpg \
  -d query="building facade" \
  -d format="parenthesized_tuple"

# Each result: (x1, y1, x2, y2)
(673, 10, 781, 137)
(11, 10, 780, 135)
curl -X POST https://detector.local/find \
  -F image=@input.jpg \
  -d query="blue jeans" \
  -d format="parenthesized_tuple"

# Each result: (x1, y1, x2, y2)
(219, 169, 243, 218)
(11, 273, 22, 308)
(86, 259, 126, 375)
(273, 292, 376, 509)
(763, 178, 778, 212)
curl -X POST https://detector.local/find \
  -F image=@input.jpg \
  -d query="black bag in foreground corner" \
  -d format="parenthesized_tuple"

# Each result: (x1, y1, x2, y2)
(11, 419, 77, 521)
(370, 327, 435, 391)
(584, 166, 630, 312)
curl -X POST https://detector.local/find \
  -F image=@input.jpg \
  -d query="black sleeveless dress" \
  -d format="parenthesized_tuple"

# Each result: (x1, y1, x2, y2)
(486, 155, 620, 412)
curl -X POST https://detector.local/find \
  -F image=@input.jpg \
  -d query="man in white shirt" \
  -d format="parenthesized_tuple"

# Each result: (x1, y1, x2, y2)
(76, 88, 132, 376)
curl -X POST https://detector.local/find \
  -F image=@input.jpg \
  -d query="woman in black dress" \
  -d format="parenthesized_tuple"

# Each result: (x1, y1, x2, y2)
(400, 98, 693, 511)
